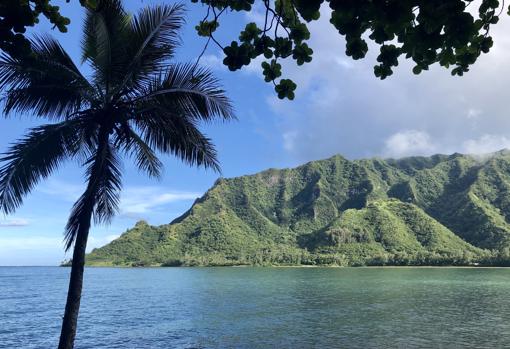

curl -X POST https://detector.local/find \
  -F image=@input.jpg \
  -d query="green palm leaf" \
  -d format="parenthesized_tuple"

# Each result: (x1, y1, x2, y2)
(0, 1, 235, 345)
(0, 35, 93, 119)
(114, 123, 163, 178)
(0, 119, 87, 214)
(134, 109, 220, 172)
(115, 3, 185, 95)
(81, 0, 130, 93)
(136, 63, 235, 122)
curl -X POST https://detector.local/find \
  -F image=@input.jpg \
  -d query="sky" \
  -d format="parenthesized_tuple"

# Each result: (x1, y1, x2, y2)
(2, 1, 510, 265)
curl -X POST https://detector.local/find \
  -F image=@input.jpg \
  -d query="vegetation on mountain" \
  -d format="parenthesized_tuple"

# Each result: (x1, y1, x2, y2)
(88, 151, 510, 267)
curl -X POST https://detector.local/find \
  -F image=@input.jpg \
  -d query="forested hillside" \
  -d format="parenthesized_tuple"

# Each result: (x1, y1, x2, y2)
(87, 151, 510, 266)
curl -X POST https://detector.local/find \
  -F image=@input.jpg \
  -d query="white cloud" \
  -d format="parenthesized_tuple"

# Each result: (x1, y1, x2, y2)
(38, 180, 201, 217)
(262, 8, 510, 161)
(200, 51, 264, 75)
(243, 2, 266, 23)
(0, 236, 61, 249)
(383, 130, 436, 158)
(382, 132, 510, 158)
(200, 53, 223, 69)
(88, 234, 120, 250)
(0, 218, 30, 227)
(0, 235, 119, 265)
(0, 236, 65, 266)
(334, 57, 355, 70)
(243, 55, 265, 75)
(382, 130, 510, 158)
(38, 180, 83, 201)
(462, 135, 510, 155)
(467, 108, 483, 120)
(119, 187, 200, 215)
(282, 131, 298, 151)
(0, 235, 116, 249)
(4, 180, 202, 264)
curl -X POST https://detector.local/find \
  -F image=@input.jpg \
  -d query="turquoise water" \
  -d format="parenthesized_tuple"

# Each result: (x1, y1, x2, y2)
(1, 267, 510, 348)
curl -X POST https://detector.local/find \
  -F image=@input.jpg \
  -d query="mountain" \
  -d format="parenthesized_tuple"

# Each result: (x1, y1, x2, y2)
(86, 151, 510, 267)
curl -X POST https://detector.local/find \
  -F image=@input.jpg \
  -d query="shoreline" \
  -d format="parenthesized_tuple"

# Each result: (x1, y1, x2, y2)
(3, 264, 510, 269)
(74, 264, 510, 269)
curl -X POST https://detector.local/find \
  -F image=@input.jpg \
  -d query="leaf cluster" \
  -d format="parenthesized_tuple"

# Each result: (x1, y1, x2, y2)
(0, 0, 233, 250)
(0, 0, 77, 58)
(192, 0, 507, 98)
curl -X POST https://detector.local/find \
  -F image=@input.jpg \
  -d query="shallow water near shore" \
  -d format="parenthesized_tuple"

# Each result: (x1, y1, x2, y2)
(1, 267, 510, 348)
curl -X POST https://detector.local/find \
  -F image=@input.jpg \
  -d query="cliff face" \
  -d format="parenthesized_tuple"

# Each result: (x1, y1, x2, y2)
(87, 151, 510, 266)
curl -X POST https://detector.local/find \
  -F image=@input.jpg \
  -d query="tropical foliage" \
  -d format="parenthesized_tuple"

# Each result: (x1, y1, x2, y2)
(0, 1, 233, 348)
(2, 1, 509, 99)
(192, 0, 506, 98)
(88, 151, 510, 267)
(0, 0, 72, 57)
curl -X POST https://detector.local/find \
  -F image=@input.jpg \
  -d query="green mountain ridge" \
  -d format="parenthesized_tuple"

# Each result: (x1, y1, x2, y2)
(87, 151, 510, 267)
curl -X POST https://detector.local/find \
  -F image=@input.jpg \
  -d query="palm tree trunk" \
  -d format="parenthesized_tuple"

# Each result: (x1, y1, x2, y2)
(58, 126, 110, 349)
(57, 209, 92, 349)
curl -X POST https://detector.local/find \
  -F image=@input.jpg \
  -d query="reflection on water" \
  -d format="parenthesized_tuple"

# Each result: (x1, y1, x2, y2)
(1, 267, 509, 348)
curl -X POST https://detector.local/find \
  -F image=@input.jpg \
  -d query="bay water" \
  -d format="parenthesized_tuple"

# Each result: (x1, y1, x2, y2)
(1, 267, 510, 348)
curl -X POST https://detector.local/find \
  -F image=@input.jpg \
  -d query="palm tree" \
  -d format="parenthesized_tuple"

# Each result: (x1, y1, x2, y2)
(0, 1, 233, 348)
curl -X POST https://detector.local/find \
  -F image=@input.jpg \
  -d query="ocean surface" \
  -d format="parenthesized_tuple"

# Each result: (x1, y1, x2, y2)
(1, 267, 510, 348)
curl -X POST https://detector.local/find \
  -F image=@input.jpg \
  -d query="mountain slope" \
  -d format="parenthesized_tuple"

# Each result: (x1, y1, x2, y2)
(87, 151, 510, 266)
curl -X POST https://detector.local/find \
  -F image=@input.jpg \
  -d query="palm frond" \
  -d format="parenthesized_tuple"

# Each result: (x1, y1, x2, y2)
(0, 120, 87, 214)
(113, 122, 163, 178)
(65, 136, 122, 250)
(134, 109, 220, 172)
(0, 35, 93, 119)
(114, 3, 185, 95)
(133, 63, 235, 122)
(81, 0, 130, 93)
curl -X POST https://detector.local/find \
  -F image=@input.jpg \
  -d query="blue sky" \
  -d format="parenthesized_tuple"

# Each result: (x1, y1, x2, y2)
(2, 1, 510, 265)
